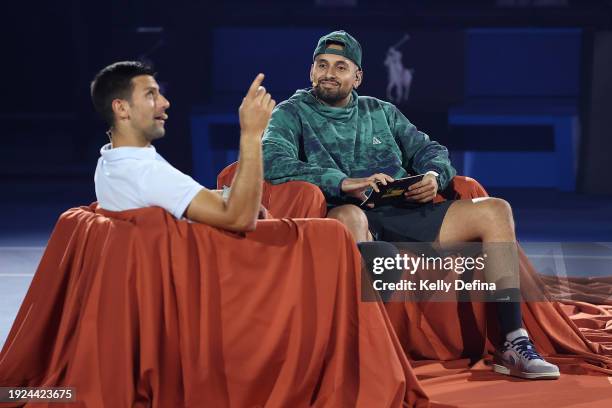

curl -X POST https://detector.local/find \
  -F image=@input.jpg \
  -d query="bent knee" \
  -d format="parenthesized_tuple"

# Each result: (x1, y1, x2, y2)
(328, 204, 368, 228)
(481, 197, 514, 224)
(488, 197, 512, 216)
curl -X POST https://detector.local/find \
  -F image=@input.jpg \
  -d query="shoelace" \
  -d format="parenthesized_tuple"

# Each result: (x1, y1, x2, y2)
(507, 336, 543, 360)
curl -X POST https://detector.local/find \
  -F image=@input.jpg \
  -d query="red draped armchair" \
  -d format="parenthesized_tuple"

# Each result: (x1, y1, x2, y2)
(217, 162, 612, 401)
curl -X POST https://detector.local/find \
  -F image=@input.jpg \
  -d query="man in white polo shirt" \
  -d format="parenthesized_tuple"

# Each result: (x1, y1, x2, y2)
(91, 61, 275, 231)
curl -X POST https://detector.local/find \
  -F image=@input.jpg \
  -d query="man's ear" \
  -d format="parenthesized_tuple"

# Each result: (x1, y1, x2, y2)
(309, 63, 315, 84)
(353, 69, 363, 89)
(111, 99, 130, 121)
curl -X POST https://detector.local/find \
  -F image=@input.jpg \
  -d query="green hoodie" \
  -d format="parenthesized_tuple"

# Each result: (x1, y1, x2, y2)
(262, 88, 456, 199)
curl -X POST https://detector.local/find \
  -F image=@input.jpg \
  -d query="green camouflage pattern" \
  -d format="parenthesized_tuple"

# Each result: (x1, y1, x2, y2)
(262, 88, 456, 199)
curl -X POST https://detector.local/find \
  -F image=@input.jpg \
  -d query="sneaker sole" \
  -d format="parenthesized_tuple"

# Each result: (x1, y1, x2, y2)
(492, 363, 560, 380)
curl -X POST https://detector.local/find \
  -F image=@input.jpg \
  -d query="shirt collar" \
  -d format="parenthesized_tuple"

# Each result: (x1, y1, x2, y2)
(99, 143, 157, 161)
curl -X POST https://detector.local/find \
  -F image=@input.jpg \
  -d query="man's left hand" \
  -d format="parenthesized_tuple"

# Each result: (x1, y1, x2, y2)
(404, 173, 438, 203)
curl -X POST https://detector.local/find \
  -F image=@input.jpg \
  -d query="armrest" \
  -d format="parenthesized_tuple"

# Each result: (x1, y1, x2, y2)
(217, 162, 326, 218)
(435, 176, 489, 202)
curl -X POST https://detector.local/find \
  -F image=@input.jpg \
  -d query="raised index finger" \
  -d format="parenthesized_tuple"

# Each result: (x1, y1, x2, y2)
(246, 73, 265, 99)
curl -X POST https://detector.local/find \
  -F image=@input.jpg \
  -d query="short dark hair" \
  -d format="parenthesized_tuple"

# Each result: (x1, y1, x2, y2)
(90, 61, 156, 127)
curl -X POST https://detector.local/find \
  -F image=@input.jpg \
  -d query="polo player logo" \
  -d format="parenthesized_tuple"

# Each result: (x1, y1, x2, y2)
(384, 34, 414, 104)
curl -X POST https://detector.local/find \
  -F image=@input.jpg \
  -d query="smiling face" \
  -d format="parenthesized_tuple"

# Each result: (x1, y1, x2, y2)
(310, 44, 362, 107)
(112, 74, 170, 143)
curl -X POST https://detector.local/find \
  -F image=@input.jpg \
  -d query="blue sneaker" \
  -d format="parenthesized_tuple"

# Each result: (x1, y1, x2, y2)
(493, 328, 560, 380)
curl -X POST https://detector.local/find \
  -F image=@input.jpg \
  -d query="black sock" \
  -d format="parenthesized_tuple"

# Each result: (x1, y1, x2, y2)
(493, 288, 523, 339)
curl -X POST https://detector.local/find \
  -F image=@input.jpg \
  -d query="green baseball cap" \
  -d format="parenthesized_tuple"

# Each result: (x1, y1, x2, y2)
(313, 30, 362, 69)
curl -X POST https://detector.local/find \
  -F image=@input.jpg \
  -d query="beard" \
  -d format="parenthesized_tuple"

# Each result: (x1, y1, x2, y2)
(143, 123, 166, 142)
(312, 82, 352, 105)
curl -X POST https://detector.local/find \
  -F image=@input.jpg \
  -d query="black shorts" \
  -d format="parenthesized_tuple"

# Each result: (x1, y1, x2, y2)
(363, 201, 455, 242)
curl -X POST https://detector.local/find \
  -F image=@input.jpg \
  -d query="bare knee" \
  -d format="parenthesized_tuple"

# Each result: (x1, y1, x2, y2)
(328, 204, 368, 228)
(327, 205, 370, 242)
(440, 198, 515, 243)
(479, 198, 515, 238)
(484, 198, 513, 221)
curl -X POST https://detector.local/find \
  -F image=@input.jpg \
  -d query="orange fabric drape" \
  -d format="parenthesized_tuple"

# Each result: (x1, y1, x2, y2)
(0, 205, 437, 407)
(1, 162, 611, 407)
(218, 162, 612, 407)
(217, 163, 327, 219)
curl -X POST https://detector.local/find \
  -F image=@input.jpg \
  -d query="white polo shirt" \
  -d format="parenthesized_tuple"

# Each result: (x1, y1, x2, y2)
(94, 143, 203, 219)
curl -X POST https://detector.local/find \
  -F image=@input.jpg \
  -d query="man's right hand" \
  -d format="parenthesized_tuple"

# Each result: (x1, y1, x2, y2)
(341, 173, 394, 202)
(238, 73, 276, 139)
(185, 73, 273, 232)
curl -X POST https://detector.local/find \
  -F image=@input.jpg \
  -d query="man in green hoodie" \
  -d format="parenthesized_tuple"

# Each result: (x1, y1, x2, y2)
(262, 30, 560, 380)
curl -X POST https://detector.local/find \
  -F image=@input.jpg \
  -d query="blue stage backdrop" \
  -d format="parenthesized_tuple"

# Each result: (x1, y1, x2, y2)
(192, 27, 582, 190)
(193, 27, 464, 187)
(450, 28, 581, 191)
